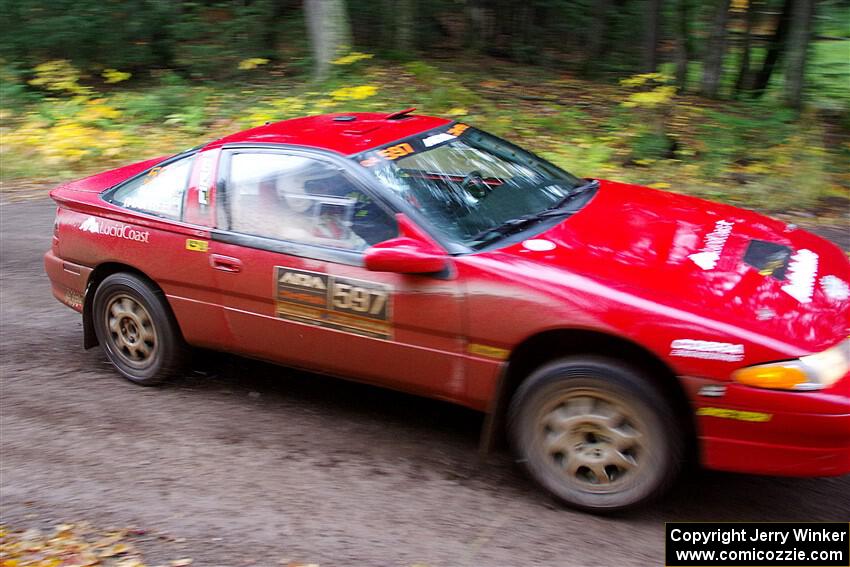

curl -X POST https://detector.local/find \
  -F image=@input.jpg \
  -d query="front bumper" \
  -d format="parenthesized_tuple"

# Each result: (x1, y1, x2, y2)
(683, 373, 850, 477)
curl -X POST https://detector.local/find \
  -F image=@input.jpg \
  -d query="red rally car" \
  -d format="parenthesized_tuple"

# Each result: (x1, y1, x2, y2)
(45, 110, 850, 511)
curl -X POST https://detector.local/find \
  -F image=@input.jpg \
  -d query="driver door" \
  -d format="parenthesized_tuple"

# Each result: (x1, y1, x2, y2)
(209, 148, 467, 400)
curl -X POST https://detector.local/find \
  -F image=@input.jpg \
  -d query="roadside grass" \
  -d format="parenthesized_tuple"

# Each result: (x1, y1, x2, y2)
(1, 57, 848, 215)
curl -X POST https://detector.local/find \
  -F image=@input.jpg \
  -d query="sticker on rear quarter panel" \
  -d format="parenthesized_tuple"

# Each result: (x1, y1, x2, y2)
(274, 267, 392, 339)
(79, 216, 150, 243)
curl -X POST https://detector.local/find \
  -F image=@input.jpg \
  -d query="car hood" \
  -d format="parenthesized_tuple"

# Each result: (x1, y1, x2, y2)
(496, 180, 850, 353)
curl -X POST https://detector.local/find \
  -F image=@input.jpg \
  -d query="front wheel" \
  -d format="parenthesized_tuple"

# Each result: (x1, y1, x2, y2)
(507, 357, 682, 512)
(92, 273, 186, 386)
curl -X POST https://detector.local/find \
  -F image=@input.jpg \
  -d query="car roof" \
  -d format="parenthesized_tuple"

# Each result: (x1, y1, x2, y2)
(206, 111, 452, 156)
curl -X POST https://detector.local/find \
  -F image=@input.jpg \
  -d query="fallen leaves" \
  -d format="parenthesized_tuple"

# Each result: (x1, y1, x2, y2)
(0, 524, 340, 567)
(0, 523, 186, 567)
(100, 544, 132, 558)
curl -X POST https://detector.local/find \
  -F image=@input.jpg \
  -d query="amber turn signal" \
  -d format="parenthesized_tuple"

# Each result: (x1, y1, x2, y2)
(733, 338, 849, 391)
(733, 365, 809, 390)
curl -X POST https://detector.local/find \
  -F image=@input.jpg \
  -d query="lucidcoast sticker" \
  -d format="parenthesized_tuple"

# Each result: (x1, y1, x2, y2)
(79, 216, 150, 243)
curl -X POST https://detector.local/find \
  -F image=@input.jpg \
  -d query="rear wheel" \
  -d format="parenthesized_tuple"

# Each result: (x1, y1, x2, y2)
(508, 357, 682, 512)
(92, 273, 186, 386)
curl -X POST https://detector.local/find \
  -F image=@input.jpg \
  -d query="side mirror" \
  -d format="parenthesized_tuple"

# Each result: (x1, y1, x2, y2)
(364, 237, 448, 274)
(364, 213, 449, 274)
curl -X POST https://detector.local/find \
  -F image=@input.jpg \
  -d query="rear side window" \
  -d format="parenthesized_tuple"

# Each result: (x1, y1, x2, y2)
(110, 155, 194, 220)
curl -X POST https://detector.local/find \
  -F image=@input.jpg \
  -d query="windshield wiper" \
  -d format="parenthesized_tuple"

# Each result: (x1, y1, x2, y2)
(468, 179, 599, 247)
(551, 178, 600, 210)
(469, 208, 570, 246)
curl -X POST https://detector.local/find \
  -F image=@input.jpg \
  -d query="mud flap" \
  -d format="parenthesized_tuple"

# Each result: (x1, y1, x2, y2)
(82, 285, 99, 349)
(478, 362, 510, 456)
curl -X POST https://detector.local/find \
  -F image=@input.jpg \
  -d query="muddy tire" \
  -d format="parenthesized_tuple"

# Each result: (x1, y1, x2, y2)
(508, 357, 682, 512)
(92, 273, 186, 386)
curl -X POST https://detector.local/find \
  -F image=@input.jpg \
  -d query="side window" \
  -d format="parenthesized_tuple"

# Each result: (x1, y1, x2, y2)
(225, 152, 397, 251)
(110, 155, 194, 220)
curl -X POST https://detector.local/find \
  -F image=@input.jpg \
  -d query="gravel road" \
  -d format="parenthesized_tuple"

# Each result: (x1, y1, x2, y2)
(1, 198, 848, 567)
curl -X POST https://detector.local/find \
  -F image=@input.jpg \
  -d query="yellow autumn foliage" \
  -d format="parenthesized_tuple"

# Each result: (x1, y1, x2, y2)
(623, 85, 677, 108)
(270, 97, 306, 114)
(329, 85, 378, 101)
(238, 58, 270, 70)
(102, 68, 131, 83)
(331, 51, 374, 66)
(28, 60, 91, 96)
(78, 99, 122, 122)
(619, 72, 671, 88)
(5, 116, 126, 164)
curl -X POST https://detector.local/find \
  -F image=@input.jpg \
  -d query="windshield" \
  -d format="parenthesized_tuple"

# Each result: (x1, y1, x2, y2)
(354, 124, 587, 248)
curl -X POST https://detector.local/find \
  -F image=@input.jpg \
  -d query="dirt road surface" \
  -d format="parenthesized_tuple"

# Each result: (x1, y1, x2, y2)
(2, 198, 848, 566)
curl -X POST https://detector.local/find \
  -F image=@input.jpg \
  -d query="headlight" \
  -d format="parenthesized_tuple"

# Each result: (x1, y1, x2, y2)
(733, 338, 850, 391)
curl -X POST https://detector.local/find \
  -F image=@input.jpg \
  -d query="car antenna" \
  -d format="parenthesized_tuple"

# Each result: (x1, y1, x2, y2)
(386, 107, 416, 120)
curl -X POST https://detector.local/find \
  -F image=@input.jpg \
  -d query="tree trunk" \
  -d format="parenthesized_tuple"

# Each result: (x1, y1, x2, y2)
(673, 0, 691, 89)
(380, 0, 394, 49)
(783, 0, 815, 109)
(734, 0, 759, 96)
(395, 0, 415, 53)
(585, 0, 612, 73)
(700, 0, 731, 98)
(516, 2, 535, 62)
(752, 0, 793, 96)
(147, 0, 178, 70)
(261, 0, 295, 59)
(304, 0, 352, 80)
(643, 0, 662, 72)
(464, 0, 491, 53)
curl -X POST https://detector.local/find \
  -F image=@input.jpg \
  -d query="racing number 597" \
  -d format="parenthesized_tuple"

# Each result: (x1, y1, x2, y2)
(332, 282, 387, 316)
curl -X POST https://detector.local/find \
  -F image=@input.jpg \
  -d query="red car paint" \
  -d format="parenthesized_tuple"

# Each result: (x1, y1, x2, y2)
(209, 112, 452, 155)
(45, 112, 850, 478)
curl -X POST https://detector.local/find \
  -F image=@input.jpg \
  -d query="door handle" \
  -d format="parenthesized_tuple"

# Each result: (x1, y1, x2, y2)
(210, 254, 243, 273)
